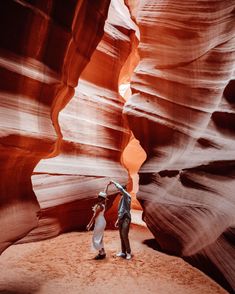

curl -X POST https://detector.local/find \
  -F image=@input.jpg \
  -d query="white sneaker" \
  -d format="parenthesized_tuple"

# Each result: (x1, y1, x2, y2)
(126, 253, 132, 260)
(116, 252, 126, 257)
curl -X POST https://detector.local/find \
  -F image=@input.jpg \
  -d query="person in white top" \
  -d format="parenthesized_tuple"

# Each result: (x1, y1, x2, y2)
(87, 192, 107, 260)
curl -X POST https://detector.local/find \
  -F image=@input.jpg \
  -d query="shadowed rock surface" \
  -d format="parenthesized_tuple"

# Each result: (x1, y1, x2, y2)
(123, 0, 235, 292)
(0, 0, 234, 292)
(0, 0, 111, 252)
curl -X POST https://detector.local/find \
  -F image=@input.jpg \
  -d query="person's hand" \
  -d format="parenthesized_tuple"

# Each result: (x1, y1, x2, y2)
(114, 219, 119, 228)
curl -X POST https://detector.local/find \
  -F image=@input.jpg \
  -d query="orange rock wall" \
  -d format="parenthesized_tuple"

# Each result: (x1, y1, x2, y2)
(124, 0, 235, 292)
(1, 0, 234, 292)
(22, 0, 137, 242)
(0, 0, 111, 252)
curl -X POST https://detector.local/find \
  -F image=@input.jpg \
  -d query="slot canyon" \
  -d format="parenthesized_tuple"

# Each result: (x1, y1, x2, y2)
(0, 0, 234, 293)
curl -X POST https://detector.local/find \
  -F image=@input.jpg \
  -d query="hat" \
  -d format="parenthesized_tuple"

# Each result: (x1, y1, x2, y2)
(98, 192, 107, 199)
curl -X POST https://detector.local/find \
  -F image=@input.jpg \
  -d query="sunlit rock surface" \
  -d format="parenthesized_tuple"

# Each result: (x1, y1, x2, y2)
(124, 0, 235, 292)
(1, 0, 234, 292)
(0, 0, 111, 252)
(23, 0, 137, 242)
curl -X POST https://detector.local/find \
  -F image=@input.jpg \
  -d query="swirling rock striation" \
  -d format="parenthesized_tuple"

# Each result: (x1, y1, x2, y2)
(124, 0, 235, 292)
(24, 0, 137, 242)
(0, 0, 111, 252)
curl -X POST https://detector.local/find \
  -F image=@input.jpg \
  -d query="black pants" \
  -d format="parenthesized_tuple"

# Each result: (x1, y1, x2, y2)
(118, 216, 131, 254)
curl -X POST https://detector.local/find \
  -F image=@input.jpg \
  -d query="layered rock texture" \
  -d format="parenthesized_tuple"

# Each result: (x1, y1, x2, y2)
(19, 0, 138, 242)
(0, 0, 111, 252)
(124, 0, 235, 292)
(1, 0, 235, 292)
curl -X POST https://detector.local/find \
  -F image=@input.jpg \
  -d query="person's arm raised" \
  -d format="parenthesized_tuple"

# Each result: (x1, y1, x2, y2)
(110, 180, 126, 193)
(104, 182, 111, 194)
(112, 181, 131, 204)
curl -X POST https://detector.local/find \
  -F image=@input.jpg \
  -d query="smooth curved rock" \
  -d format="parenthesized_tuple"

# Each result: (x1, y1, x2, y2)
(21, 0, 137, 242)
(1, 0, 234, 292)
(124, 0, 235, 292)
(0, 0, 111, 253)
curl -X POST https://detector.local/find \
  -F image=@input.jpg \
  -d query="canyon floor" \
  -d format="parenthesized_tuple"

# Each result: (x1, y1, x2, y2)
(0, 225, 227, 294)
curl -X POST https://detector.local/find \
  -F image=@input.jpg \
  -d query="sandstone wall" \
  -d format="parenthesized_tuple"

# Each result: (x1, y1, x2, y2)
(124, 0, 235, 292)
(22, 0, 137, 242)
(0, 0, 111, 252)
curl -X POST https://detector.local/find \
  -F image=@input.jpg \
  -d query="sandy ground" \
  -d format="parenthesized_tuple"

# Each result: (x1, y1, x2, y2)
(0, 225, 227, 294)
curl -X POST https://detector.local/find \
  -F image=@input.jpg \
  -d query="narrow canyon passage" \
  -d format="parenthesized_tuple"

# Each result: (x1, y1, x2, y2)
(0, 0, 234, 293)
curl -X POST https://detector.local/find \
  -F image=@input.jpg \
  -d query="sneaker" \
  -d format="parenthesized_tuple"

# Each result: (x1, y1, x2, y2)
(126, 253, 132, 260)
(116, 252, 126, 257)
(94, 253, 106, 260)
